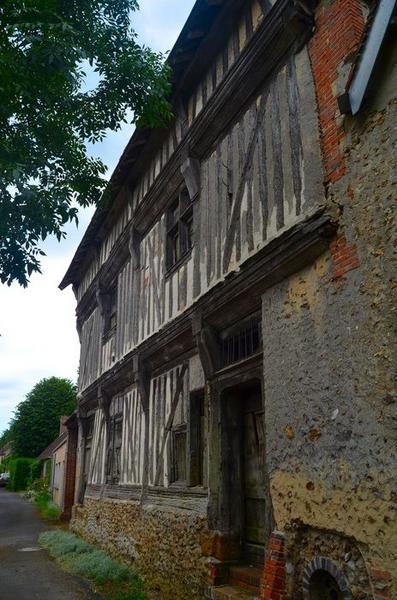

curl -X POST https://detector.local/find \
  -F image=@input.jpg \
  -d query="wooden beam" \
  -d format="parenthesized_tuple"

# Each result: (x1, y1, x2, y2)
(154, 363, 188, 486)
(222, 89, 269, 272)
(181, 156, 201, 200)
(192, 311, 220, 379)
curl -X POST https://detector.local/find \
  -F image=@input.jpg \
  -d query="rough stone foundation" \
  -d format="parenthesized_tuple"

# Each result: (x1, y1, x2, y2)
(71, 497, 210, 600)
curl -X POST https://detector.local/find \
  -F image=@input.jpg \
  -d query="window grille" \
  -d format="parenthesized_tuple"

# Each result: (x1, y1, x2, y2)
(221, 317, 262, 367)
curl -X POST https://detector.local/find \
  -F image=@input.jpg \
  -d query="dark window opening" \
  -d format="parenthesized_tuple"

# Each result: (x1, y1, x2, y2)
(309, 570, 344, 600)
(103, 285, 118, 341)
(170, 424, 187, 484)
(166, 187, 193, 271)
(106, 414, 123, 484)
(221, 316, 262, 367)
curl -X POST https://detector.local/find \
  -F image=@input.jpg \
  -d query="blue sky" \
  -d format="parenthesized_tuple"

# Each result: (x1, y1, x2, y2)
(0, 0, 196, 434)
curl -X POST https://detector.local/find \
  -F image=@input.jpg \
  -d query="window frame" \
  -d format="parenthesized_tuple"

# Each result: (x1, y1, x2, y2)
(102, 284, 118, 342)
(83, 416, 95, 482)
(106, 412, 123, 485)
(166, 187, 194, 272)
(169, 423, 188, 486)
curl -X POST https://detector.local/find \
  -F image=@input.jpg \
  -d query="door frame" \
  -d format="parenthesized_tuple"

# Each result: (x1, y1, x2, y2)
(206, 354, 273, 561)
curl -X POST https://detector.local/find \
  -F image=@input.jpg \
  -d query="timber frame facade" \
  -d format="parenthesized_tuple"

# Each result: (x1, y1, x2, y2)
(62, 0, 397, 598)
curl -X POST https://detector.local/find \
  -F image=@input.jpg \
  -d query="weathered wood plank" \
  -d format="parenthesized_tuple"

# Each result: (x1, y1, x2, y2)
(154, 364, 188, 486)
(271, 76, 285, 230)
(222, 90, 269, 272)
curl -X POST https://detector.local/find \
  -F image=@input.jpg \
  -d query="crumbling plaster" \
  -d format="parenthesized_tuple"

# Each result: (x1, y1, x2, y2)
(262, 45, 397, 596)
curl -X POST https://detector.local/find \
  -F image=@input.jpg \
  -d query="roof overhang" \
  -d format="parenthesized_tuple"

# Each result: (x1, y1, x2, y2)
(59, 0, 246, 291)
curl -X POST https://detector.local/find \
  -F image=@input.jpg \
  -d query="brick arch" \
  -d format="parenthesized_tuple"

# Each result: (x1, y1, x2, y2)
(302, 557, 352, 600)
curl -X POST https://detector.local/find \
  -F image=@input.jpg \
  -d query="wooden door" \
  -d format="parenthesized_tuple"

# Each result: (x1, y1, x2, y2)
(243, 391, 266, 563)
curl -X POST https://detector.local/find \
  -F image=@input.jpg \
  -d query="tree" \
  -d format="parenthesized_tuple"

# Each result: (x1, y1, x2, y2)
(0, 0, 171, 287)
(0, 427, 13, 449)
(10, 377, 76, 457)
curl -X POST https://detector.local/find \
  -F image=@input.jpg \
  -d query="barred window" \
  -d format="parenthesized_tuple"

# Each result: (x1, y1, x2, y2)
(221, 316, 262, 367)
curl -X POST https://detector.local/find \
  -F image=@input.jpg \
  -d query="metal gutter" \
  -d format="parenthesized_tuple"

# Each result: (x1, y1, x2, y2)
(339, 0, 397, 115)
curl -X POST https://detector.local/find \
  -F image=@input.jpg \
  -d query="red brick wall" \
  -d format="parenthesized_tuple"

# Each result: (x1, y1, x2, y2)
(261, 531, 286, 599)
(330, 234, 360, 279)
(61, 423, 78, 520)
(370, 568, 393, 600)
(309, 0, 366, 184)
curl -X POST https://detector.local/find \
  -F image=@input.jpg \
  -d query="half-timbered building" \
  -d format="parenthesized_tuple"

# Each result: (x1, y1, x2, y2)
(61, 0, 397, 598)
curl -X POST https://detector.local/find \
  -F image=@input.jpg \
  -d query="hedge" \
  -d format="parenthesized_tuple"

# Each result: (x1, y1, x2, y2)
(8, 458, 40, 491)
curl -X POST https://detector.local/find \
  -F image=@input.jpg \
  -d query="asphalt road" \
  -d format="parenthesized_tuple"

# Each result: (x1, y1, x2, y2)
(0, 488, 101, 600)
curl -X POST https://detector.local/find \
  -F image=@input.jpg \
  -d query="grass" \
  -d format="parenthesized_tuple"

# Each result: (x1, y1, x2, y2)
(39, 530, 145, 600)
(35, 494, 61, 520)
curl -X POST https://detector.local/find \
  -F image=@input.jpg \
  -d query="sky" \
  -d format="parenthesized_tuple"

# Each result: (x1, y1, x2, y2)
(0, 0, 195, 434)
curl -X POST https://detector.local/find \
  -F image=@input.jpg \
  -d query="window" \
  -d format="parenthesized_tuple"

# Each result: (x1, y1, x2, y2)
(170, 424, 187, 484)
(221, 316, 262, 367)
(106, 414, 123, 484)
(103, 285, 117, 340)
(166, 187, 193, 270)
(169, 391, 206, 488)
(83, 416, 94, 482)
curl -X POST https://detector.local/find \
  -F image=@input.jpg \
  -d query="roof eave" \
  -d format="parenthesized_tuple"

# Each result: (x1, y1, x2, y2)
(59, 0, 243, 291)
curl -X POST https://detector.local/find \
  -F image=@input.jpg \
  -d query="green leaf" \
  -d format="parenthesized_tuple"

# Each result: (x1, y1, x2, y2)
(0, 0, 172, 286)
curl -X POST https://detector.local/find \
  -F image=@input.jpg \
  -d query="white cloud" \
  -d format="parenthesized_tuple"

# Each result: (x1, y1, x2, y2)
(0, 0, 196, 434)
(0, 253, 79, 430)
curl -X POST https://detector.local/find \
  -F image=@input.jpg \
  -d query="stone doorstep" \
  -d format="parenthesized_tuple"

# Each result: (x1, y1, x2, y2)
(211, 585, 260, 600)
(228, 565, 263, 593)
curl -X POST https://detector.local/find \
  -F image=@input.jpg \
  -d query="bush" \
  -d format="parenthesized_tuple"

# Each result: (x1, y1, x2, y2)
(61, 549, 130, 585)
(39, 531, 92, 557)
(28, 461, 41, 486)
(8, 458, 39, 491)
(0, 455, 13, 473)
(28, 478, 49, 495)
(23, 478, 60, 520)
(39, 531, 145, 600)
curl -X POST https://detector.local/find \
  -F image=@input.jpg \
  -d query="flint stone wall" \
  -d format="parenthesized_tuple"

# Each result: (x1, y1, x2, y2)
(71, 497, 210, 600)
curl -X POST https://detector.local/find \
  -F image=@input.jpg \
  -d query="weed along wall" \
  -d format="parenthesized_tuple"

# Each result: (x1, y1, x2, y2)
(71, 496, 210, 599)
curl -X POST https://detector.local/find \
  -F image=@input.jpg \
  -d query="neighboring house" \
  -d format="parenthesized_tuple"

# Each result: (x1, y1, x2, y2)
(61, 1, 397, 599)
(0, 442, 12, 465)
(37, 415, 78, 519)
(37, 431, 67, 482)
